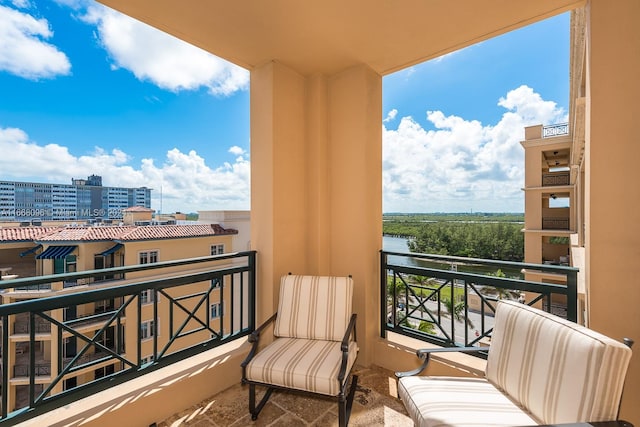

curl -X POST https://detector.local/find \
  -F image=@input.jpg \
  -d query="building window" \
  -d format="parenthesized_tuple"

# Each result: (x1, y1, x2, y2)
(211, 278, 221, 289)
(140, 289, 158, 305)
(139, 250, 158, 264)
(210, 302, 223, 319)
(140, 320, 156, 340)
(66, 255, 77, 273)
(210, 244, 225, 255)
(141, 355, 155, 365)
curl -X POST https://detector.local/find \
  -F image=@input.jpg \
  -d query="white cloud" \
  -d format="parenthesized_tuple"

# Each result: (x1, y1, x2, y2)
(0, 5, 71, 79)
(383, 109, 398, 123)
(80, 4, 249, 96)
(0, 84, 565, 214)
(228, 146, 245, 156)
(0, 127, 250, 213)
(383, 85, 567, 213)
(10, 0, 31, 8)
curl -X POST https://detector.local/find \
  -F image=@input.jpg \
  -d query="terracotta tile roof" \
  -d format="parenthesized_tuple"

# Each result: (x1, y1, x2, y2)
(36, 226, 137, 242)
(1, 224, 237, 244)
(0, 226, 60, 242)
(118, 224, 237, 241)
(31, 224, 237, 243)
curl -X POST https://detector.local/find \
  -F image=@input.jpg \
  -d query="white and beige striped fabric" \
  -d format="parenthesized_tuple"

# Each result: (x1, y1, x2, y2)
(246, 274, 358, 396)
(245, 337, 359, 395)
(398, 300, 632, 427)
(274, 275, 354, 342)
(486, 300, 631, 424)
(398, 375, 538, 427)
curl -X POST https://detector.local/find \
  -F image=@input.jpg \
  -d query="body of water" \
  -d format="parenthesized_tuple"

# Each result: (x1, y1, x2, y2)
(382, 235, 523, 278)
(382, 235, 411, 252)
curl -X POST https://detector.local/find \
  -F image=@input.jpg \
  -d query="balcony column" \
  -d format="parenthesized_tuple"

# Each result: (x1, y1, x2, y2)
(586, 0, 640, 423)
(251, 62, 382, 365)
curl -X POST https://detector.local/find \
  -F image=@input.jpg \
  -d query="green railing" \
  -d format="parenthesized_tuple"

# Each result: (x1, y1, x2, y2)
(380, 250, 578, 348)
(0, 251, 256, 425)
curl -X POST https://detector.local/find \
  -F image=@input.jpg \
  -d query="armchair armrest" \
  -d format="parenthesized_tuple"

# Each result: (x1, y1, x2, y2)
(341, 313, 358, 352)
(337, 313, 358, 383)
(241, 312, 277, 369)
(395, 346, 488, 378)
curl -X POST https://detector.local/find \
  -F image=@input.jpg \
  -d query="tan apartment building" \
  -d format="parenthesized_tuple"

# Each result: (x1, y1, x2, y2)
(0, 209, 238, 411)
(520, 124, 579, 319)
(521, 6, 600, 329)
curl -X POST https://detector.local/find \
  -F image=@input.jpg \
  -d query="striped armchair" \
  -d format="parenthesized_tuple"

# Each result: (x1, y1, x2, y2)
(396, 300, 633, 427)
(241, 274, 359, 426)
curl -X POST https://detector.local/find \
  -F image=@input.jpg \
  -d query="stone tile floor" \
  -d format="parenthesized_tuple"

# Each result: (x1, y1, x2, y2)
(158, 366, 413, 427)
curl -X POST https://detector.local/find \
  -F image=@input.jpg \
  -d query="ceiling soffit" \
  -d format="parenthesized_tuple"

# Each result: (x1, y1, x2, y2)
(97, 0, 585, 76)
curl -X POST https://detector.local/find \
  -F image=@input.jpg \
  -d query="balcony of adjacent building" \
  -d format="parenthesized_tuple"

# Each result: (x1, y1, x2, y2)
(0, 250, 583, 426)
(521, 124, 576, 236)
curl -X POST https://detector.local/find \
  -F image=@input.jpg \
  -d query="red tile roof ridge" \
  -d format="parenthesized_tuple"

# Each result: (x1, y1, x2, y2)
(118, 224, 237, 241)
(0, 226, 62, 242)
(3, 223, 239, 243)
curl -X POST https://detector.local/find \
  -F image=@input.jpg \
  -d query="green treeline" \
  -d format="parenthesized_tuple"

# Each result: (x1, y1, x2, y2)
(383, 213, 524, 262)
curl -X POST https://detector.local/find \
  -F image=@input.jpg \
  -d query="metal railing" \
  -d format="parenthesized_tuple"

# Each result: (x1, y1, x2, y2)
(13, 322, 51, 335)
(542, 217, 570, 230)
(0, 251, 256, 425)
(543, 123, 569, 138)
(380, 250, 578, 349)
(542, 171, 570, 186)
(13, 365, 51, 378)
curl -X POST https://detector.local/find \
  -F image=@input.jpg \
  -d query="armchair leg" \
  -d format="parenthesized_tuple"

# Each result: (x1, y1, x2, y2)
(249, 383, 274, 421)
(338, 375, 359, 427)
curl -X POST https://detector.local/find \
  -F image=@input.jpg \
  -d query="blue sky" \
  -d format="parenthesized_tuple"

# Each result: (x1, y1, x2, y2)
(0, 0, 569, 214)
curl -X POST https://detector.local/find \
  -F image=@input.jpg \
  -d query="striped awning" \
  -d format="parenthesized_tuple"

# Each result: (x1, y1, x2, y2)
(36, 245, 76, 259)
(20, 244, 42, 257)
(99, 243, 123, 256)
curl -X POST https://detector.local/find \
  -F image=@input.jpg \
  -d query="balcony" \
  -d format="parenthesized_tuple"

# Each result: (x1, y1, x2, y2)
(0, 251, 256, 423)
(381, 250, 578, 345)
(542, 171, 570, 186)
(542, 123, 570, 138)
(13, 364, 50, 378)
(13, 321, 51, 335)
(542, 217, 570, 230)
(157, 365, 413, 426)
(0, 250, 581, 425)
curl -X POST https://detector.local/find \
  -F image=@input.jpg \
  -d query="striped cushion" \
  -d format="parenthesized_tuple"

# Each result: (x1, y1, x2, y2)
(398, 376, 538, 427)
(245, 337, 359, 395)
(274, 275, 353, 341)
(486, 300, 632, 424)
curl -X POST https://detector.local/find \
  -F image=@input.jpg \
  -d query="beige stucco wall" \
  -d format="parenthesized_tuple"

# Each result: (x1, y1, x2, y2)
(586, 0, 640, 423)
(250, 62, 382, 366)
(123, 235, 234, 276)
(198, 210, 251, 251)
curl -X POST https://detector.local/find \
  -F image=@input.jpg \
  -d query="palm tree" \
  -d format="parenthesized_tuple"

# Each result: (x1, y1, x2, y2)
(442, 297, 474, 329)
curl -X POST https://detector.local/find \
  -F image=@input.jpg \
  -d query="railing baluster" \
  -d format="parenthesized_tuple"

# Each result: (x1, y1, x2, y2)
(2, 315, 8, 418)
(230, 273, 235, 335)
(380, 251, 387, 338)
(220, 273, 224, 339)
(29, 312, 35, 408)
(239, 273, 243, 334)
(153, 289, 158, 361)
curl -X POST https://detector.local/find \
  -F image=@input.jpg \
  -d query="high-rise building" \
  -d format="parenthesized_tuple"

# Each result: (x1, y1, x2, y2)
(0, 176, 151, 222)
